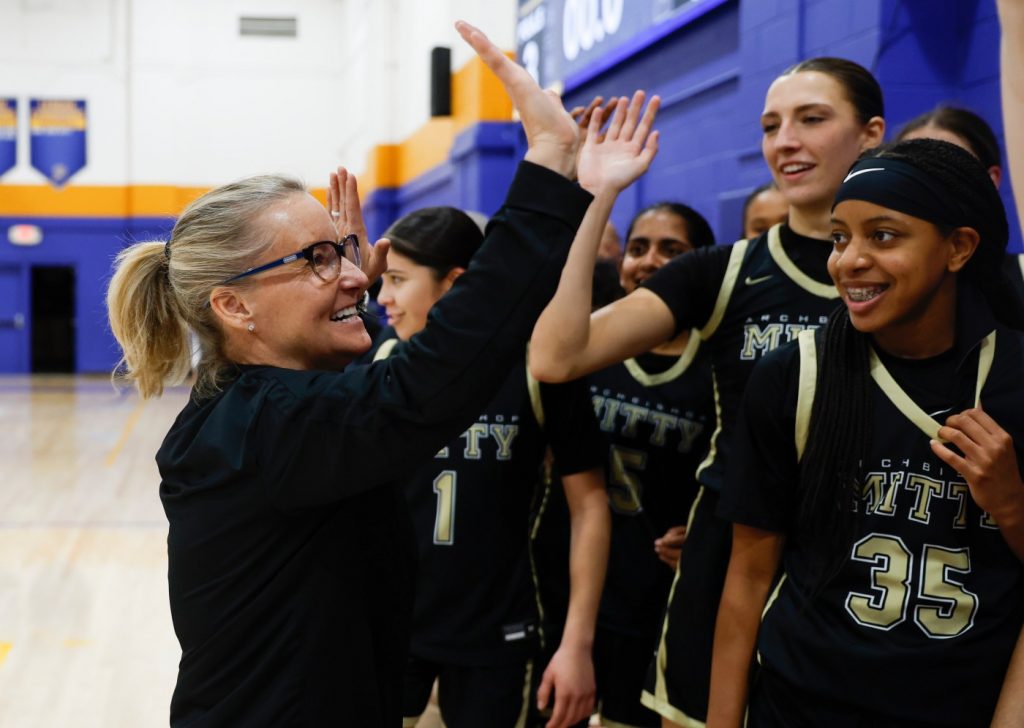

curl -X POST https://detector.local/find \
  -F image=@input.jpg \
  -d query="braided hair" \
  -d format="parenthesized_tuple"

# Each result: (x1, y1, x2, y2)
(797, 138, 1023, 588)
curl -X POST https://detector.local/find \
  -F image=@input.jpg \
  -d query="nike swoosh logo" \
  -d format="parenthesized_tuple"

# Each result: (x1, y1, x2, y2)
(843, 167, 884, 183)
(929, 407, 954, 418)
(745, 274, 773, 286)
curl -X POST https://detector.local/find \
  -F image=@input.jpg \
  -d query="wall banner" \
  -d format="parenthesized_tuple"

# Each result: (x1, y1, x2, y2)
(0, 99, 16, 179)
(30, 99, 87, 187)
(517, 0, 727, 92)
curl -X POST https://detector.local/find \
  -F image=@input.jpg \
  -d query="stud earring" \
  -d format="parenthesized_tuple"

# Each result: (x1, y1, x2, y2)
(247, 323, 255, 333)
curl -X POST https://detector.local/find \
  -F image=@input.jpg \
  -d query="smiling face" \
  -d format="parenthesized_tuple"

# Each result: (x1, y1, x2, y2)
(828, 199, 976, 356)
(761, 71, 884, 224)
(620, 210, 693, 294)
(377, 250, 455, 340)
(220, 192, 371, 370)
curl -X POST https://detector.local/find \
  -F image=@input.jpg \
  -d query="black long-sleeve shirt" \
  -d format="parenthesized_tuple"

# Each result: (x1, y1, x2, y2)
(156, 162, 592, 727)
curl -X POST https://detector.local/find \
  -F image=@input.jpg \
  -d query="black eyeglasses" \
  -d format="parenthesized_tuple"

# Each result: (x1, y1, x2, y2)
(222, 234, 361, 284)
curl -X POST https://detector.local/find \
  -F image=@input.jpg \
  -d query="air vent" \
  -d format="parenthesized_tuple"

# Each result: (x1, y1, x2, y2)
(239, 16, 298, 37)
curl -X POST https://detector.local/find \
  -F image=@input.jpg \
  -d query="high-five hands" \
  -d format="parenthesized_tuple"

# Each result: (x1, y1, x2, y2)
(455, 20, 580, 178)
(576, 90, 661, 197)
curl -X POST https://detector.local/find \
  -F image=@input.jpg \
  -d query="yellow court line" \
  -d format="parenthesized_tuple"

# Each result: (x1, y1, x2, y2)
(104, 398, 147, 467)
(0, 642, 11, 667)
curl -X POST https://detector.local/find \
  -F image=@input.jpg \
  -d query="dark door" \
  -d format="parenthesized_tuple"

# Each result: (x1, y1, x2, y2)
(31, 265, 76, 373)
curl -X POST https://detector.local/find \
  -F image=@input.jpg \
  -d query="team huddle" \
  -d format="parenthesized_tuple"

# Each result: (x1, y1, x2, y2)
(106, 11, 1024, 728)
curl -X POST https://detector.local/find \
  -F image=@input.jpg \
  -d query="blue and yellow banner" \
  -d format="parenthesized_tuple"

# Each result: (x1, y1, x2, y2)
(0, 98, 15, 179)
(30, 99, 87, 188)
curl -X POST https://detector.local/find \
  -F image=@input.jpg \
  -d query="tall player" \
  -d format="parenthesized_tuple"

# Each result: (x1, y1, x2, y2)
(530, 59, 886, 727)
(710, 138, 1024, 726)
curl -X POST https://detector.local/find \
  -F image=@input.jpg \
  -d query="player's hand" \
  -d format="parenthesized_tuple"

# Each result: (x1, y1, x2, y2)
(654, 524, 687, 570)
(327, 166, 390, 285)
(932, 407, 1024, 524)
(576, 90, 660, 197)
(455, 20, 579, 178)
(536, 642, 596, 728)
(567, 96, 617, 181)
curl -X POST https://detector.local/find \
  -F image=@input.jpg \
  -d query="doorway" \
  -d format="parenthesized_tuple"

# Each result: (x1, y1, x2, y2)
(31, 266, 76, 373)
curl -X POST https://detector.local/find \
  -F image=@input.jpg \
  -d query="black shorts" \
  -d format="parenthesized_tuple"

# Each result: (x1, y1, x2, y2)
(402, 655, 533, 728)
(641, 487, 733, 726)
(591, 626, 662, 728)
(747, 667, 938, 728)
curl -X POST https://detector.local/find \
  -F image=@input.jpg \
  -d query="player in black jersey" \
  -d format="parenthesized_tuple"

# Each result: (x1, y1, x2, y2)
(533, 202, 716, 728)
(530, 59, 886, 727)
(710, 139, 1024, 727)
(374, 91, 662, 728)
(372, 206, 608, 728)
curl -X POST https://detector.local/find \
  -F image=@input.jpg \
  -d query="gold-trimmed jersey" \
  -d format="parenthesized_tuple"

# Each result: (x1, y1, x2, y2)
(644, 224, 840, 493)
(371, 330, 604, 665)
(587, 336, 713, 637)
(720, 309, 1024, 724)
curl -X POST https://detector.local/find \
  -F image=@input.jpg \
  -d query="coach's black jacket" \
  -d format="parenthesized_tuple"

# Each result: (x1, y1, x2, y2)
(156, 162, 592, 727)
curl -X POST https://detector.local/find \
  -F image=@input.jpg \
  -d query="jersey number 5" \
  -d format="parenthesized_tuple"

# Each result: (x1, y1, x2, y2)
(608, 445, 647, 515)
(433, 471, 457, 545)
(844, 533, 978, 639)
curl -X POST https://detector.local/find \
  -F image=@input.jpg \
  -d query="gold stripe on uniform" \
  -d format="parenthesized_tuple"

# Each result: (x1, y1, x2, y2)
(755, 573, 788, 666)
(694, 369, 722, 482)
(867, 331, 995, 441)
(372, 337, 399, 362)
(514, 659, 534, 728)
(641, 486, 709, 728)
(699, 239, 749, 340)
(795, 329, 818, 461)
(623, 328, 702, 386)
(525, 346, 545, 427)
(765, 224, 839, 299)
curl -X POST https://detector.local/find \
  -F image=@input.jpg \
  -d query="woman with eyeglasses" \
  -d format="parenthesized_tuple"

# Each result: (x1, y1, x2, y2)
(105, 22, 658, 727)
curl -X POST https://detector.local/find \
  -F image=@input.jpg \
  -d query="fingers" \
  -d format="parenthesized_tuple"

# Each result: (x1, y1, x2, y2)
(634, 94, 661, 144)
(618, 90, 646, 140)
(536, 668, 553, 711)
(586, 104, 606, 143)
(344, 171, 363, 229)
(546, 684, 569, 728)
(640, 129, 660, 166)
(605, 96, 629, 140)
(456, 21, 527, 93)
(362, 238, 391, 284)
(931, 438, 969, 475)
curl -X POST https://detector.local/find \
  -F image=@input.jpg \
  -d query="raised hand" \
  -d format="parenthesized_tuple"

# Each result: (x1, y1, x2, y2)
(327, 166, 389, 285)
(455, 20, 579, 178)
(568, 96, 618, 181)
(576, 90, 660, 196)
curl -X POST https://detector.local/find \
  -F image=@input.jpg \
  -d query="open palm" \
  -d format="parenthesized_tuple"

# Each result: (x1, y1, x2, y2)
(576, 91, 661, 195)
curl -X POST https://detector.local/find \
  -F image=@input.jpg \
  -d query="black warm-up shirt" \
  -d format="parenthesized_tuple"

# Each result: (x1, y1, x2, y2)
(156, 162, 592, 727)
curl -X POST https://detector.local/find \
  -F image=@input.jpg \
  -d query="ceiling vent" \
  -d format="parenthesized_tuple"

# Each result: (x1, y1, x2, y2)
(239, 16, 298, 37)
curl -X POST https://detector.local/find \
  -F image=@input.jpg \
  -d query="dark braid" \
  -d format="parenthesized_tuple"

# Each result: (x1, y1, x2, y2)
(797, 137, 1021, 591)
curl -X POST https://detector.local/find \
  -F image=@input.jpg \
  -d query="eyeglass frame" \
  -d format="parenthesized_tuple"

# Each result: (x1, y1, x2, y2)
(221, 234, 361, 284)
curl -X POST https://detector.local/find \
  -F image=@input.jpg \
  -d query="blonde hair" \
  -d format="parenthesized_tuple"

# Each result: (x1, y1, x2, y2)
(107, 175, 306, 399)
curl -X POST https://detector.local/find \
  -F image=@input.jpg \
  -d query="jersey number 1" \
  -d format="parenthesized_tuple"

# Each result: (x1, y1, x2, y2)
(433, 471, 457, 545)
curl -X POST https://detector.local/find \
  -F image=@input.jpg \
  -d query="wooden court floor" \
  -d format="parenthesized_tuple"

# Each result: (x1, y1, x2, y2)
(0, 375, 452, 727)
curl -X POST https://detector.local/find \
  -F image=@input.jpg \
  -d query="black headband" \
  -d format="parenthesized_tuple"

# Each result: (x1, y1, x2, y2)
(832, 157, 964, 229)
